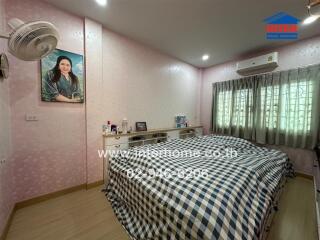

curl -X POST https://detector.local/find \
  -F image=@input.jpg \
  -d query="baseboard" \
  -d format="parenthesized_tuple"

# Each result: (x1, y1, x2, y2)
(0, 204, 16, 240)
(86, 180, 104, 189)
(296, 171, 314, 180)
(15, 183, 87, 209)
(0, 181, 105, 239)
(6, 181, 104, 211)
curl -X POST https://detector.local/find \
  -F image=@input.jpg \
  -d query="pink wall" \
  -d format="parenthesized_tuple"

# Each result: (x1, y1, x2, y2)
(2, 1, 318, 236)
(101, 28, 201, 129)
(0, 38, 14, 236)
(200, 35, 320, 175)
(84, 19, 201, 184)
(84, 19, 104, 184)
(1, 0, 202, 219)
(6, 0, 86, 202)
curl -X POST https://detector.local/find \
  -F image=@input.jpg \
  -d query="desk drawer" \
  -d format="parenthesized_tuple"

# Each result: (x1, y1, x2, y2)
(107, 143, 129, 150)
(105, 136, 129, 146)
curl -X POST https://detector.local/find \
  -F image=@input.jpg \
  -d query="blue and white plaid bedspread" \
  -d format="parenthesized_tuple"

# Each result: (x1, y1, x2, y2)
(106, 135, 291, 240)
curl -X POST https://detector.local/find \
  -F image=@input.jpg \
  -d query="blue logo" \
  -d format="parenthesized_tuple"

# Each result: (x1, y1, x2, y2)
(264, 12, 300, 40)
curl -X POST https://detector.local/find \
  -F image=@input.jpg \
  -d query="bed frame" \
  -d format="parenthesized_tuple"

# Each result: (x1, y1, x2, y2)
(260, 173, 288, 240)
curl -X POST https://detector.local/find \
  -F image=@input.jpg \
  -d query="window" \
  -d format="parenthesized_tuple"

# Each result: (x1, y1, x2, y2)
(216, 82, 313, 132)
(280, 81, 313, 132)
(213, 65, 319, 149)
(216, 89, 253, 128)
(261, 81, 313, 132)
(232, 89, 253, 128)
(216, 90, 232, 128)
(260, 85, 280, 129)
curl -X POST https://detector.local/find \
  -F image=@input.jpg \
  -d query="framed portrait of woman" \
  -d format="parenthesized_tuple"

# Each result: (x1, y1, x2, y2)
(41, 49, 84, 103)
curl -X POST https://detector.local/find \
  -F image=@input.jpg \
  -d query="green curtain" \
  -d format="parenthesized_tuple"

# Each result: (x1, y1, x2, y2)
(212, 77, 257, 140)
(212, 64, 320, 149)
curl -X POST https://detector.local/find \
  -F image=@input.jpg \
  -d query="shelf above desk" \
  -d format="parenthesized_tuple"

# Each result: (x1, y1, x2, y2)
(102, 126, 203, 138)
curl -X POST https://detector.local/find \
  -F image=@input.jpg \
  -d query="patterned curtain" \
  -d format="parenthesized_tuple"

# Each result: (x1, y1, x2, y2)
(212, 77, 257, 140)
(212, 64, 320, 149)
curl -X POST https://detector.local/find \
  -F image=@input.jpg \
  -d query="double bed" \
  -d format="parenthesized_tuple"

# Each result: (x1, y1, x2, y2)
(105, 135, 293, 240)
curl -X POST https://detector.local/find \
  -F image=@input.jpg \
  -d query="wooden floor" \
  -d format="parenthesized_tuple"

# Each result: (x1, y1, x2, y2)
(268, 176, 317, 240)
(6, 177, 317, 240)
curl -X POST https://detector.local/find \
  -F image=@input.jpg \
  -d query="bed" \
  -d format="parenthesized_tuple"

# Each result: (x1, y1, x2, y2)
(105, 135, 293, 240)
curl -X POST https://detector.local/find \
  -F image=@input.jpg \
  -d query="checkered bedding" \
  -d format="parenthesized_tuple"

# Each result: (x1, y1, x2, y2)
(105, 135, 292, 240)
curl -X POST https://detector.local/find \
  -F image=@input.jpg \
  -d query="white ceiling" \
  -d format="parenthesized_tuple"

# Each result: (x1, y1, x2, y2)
(43, 0, 320, 68)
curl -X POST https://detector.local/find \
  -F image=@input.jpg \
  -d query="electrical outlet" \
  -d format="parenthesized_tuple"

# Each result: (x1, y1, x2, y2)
(25, 114, 39, 121)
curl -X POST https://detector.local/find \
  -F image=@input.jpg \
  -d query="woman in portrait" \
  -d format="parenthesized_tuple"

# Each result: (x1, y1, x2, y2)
(43, 56, 82, 102)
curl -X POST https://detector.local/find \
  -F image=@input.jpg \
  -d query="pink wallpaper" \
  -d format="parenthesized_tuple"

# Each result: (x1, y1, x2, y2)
(200, 35, 320, 175)
(85, 20, 201, 184)
(84, 18, 104, 184)
(6, 0, 86, 202)
(0, 38, 14, 237)
(1, 2, 318, 237)
(2, 0, 202, 216)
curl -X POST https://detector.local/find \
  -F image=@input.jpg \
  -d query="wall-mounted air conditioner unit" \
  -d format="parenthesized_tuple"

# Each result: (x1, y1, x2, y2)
(236, 52, 279, 76)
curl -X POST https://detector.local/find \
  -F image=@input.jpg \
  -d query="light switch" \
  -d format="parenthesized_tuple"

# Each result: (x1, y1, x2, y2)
(25, 114, 38, 121)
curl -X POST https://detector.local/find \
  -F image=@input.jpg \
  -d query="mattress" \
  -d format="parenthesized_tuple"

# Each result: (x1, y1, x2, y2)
(105, 135, 292, 240)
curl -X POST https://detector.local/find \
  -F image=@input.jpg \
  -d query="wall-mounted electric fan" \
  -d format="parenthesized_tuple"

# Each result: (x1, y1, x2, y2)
(0, 18, 59, 61)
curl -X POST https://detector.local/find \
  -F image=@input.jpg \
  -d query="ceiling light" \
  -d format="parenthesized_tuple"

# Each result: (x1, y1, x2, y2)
(202, 54, 209, 61)
(96, 0, 107, 6)
(303, 14, 319, 24)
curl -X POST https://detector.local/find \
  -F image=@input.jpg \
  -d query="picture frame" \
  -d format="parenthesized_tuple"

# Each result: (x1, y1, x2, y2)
(136, 122, 147, 132)
(175, 115, 187, 128)
(41, 48, 84, 103)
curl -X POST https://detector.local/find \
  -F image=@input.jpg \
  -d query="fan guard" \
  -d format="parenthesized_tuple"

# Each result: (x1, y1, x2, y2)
(7, 18, 59, 61)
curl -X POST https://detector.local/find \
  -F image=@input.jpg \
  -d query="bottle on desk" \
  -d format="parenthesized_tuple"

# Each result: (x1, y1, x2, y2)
(107, 121, 111, 132)
(103, 120, 112, 134)
(122, 118, 128, 134)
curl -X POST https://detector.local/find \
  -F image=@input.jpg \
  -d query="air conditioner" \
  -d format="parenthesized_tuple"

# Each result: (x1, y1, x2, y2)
(236, 52, 279, 75)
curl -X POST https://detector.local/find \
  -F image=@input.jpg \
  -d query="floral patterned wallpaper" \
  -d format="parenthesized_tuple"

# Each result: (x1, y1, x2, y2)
(0, 38, 14, 237)
(6, 0, 86, 203)
(3, 0, 201, 210)
(85, 19, 202, 183)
